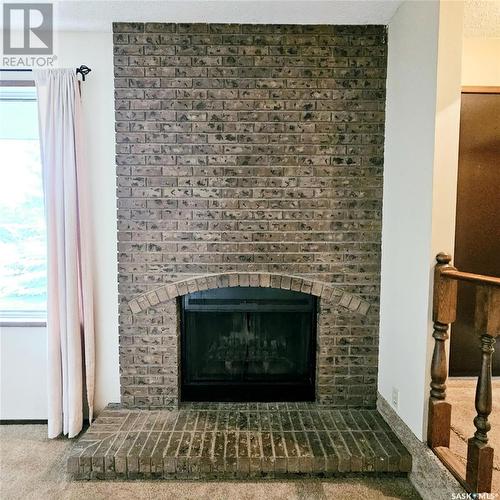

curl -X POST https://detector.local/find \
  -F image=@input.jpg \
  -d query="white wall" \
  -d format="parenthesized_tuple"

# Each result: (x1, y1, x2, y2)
(379, 0, 463, 439)
(462, 37, 500, 86)
(379, 0, 440, 438)
(0, 326, 47, 419)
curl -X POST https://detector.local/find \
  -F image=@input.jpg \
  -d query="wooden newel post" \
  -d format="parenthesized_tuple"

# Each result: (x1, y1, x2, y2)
(465, 286, 499, 493)
(427, 253, 457, 448)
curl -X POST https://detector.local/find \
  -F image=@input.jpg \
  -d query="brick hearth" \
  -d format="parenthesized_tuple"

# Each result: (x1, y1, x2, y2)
(68, 403, 411, 479)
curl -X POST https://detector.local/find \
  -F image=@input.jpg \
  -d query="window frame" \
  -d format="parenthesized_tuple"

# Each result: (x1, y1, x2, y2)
(0, 78, 47, 326)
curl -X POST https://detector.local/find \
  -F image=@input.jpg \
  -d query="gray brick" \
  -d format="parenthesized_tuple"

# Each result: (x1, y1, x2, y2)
(114, 23, 386, 410)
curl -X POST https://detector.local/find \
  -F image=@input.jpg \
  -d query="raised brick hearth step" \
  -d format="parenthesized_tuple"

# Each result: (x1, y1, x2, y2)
(68, 403, 411, 479)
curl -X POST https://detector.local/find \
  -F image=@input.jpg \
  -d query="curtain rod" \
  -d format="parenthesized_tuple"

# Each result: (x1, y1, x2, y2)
(0, 65, 91, 81)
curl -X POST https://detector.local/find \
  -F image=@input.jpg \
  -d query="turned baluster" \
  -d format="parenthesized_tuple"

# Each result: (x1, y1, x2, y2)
(430, 321, 450, 401)
(465, 286, 499, 493)
(472, 335, 495, 445)
(427, 253, 457, 448)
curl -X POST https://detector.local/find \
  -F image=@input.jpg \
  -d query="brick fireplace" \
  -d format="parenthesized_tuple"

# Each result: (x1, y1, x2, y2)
(114, 22, 387, 410)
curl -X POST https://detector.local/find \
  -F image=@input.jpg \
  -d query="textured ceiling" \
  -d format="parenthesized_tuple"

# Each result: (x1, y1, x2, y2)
(464, 0, 500, 37)
(3, 0, 405, 32)
(7, 1, 498, 38)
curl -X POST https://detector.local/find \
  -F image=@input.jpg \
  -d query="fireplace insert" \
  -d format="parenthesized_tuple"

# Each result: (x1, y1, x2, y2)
(180, 286, 316, 402)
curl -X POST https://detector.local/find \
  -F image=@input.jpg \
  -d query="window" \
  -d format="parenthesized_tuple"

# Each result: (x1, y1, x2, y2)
(0, 85, 47, 320)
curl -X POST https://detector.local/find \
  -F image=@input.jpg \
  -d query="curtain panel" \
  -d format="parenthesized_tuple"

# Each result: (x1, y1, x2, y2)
(33, 68, 95, 438)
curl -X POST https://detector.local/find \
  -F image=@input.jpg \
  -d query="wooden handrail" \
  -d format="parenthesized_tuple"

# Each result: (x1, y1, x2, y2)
(427, 252, 498, 494)
(441, 269, 500, 287)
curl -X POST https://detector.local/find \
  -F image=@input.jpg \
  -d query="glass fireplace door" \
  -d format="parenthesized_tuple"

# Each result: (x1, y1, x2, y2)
(181, 287, 316, 402)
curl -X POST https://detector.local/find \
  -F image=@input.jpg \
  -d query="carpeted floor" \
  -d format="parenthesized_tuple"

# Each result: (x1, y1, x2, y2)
(0, 424, 419, 500)
(447, 378, 500, 494)
(3, 380, 495, 499)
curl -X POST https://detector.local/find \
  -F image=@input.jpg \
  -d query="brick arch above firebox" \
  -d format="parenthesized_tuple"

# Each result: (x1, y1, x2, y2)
(128, 272, 372, 316)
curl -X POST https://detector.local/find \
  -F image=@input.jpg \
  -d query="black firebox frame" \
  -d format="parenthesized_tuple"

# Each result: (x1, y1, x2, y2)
(180, 287, 317, 402)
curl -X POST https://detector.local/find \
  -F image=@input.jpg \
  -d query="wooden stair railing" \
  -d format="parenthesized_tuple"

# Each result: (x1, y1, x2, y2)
(428, 252, 500, 493)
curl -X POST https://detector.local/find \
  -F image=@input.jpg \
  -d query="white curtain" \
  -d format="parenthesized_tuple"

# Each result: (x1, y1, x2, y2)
(33, 69, 95, 438)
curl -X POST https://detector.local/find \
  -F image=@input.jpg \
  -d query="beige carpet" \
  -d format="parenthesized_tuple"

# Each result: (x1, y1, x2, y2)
(447, 378, 500, 493)
(0, 424, 419, 500)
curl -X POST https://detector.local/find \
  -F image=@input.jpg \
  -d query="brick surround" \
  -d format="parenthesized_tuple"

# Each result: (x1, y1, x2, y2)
(114, 23, 387, 409)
